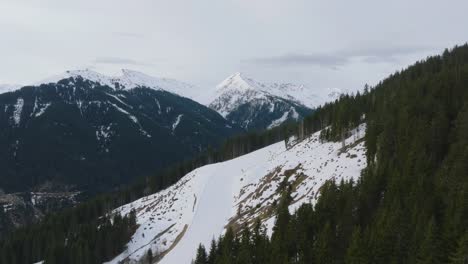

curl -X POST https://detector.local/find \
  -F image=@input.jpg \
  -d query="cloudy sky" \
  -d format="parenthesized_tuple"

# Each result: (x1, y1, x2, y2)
(0, 0, 467, 94)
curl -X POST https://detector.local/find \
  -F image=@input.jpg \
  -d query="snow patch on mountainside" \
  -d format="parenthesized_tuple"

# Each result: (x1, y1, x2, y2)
(107, 124, 366, 264)
(109, 102, 151, 138)
(33, 103, 51, 117)
(12, 98, 24, 125)
(267, 108, 299, 129)
(172, 114, 183, 132)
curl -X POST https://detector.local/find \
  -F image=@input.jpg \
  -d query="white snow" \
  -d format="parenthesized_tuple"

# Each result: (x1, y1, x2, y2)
(12, 98, 24, 125)
(208, 73, 346, 127)
(210, 72, 343, 112)
(172, 114, 183, 132)
(267, 108, 300, 129)
(107, 124, 367, 264)
(96, 124, 114, 144)
(35, 69, 201, 99)
(154, 99, 162, 114)
(34, 103, 51, 117)
(268, 111, 290, 129)
(110, 102, 139, 124)
(106, 93, 132, 109)
(109, 102, 151, 138)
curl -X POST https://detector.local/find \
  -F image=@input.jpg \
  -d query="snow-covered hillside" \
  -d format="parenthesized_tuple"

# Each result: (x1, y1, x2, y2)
(107, 124, 366, 264)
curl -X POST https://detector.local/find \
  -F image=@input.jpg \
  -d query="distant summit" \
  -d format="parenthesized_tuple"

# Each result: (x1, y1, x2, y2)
(209, 72, 343, 130)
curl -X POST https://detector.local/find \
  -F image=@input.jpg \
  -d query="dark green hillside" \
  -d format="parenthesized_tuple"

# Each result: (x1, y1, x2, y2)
(196, 44, 468, 263)
(0, 77, 240, 193)
(224, 95, 313, 131)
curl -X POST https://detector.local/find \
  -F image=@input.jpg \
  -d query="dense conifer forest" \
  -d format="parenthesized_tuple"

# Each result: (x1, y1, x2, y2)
(0, 102, 299, 264)
(1, 44, 468, 263)
(194, 44, 468, 263)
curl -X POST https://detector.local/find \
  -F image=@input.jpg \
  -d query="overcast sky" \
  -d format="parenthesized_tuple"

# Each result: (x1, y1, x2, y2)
(1, 0, 467, 93)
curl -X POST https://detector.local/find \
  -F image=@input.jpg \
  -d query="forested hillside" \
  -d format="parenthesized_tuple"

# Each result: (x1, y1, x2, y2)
(0, 116, 298, 264)
(193, 44, 468, 263)
(0, 77, 239, 193)
(1, 44, 468, 264)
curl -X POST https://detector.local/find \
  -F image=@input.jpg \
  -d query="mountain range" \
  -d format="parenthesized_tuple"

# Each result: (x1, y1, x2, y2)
(0, 69, 341, 237)
(3, 70, 343, 132)
(209, 72, 343, 130)
(0, 70, 241, 193)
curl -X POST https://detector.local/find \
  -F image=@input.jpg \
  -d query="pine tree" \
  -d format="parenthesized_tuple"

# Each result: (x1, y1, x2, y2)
(416, 218, 441, 264)
(345, 228, 368, 264)
(314, 222, 334, 264)
(207, 239, 217, 264)
(271, 185, 292, 263)
(146, 248, 153, 264)
(449, 232, 468, 264)
(237, 226, 252, 264)
(195, 244, 208, 264)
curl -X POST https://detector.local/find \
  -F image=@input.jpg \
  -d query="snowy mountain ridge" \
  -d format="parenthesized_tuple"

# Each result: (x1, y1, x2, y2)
(212, 72, 342, 112)
(106, 123, 367, 264)
(208, 72, 343, 130)
(35, 69, 199, 99)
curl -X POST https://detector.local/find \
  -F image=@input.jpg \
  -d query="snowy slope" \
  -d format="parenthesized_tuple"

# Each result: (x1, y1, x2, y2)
(107, 124, 366, 264)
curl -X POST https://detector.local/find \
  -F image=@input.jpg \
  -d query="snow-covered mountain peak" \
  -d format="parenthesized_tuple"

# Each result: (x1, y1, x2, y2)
(209, 73, 333, 129)
(216, 72, 260, 92)
(213, 72, 336, 109)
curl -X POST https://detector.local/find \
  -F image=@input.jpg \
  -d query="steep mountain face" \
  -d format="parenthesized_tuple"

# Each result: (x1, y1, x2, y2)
(107, 124, 366, 263)
(209, 73, 338, 130)
(0, 70, 240, 193)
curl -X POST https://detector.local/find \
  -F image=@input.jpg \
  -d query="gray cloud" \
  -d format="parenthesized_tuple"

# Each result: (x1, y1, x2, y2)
(247, 45, 434, 68)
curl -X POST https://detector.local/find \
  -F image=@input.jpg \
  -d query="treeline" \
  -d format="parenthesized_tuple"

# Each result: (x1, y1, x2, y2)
(0, 203, 137, 264)
(193, 182, 361, 264)
(193, 44, 468, 263)
(150, 122, 299, 188)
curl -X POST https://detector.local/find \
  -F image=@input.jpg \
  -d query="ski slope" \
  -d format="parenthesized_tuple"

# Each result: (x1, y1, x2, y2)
(106, 124, 366, 264)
